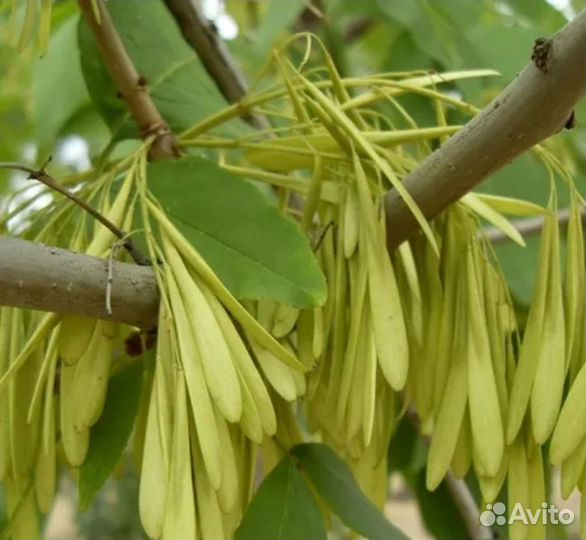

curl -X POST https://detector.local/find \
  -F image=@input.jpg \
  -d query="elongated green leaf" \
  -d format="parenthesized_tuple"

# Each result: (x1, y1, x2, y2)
(293, 443, 410, 540)
(376, 0, 473, 68)
(235, 456, 327, 540)
(78, 0, 247, 140)
(466, 24, 536, 81)
(148, 156, 326, 307)
(78, 360, 144, 510)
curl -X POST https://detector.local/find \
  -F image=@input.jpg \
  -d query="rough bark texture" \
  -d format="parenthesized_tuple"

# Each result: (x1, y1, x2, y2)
(0, 237, 159, 327)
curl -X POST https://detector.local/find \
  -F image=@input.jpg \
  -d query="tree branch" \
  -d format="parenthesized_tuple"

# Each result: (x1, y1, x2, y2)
(404, 410, 493, 540)
(0, 237, 159, 328)
(343, 18, 374, 43)
(162, 0, 247, 104)
(444, 472, 493, 540)
(0, 161, 149, 265)
(1, 12, 584, 331)
(0, 11, 581, 531)
(77, 0, 180, 160)
(162, 0, 271, 130)
(484, 205, 585, 244)
(385, 10, 586, 249)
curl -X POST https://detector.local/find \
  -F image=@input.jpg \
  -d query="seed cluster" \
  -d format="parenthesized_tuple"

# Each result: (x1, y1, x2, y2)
(1, 38, 584, 540)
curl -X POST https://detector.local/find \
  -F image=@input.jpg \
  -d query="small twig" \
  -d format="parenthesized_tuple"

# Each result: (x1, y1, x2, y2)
(313, 220, 335, 251)
(0, 161, 149, 266)
(306, 1, 325, 20)
(343, 18, 374, 43)
(77, 0, 180, 161)
(484, 206, 585, 244)
(294, 1, 323, 33)
(405, 410, 495, 540)
(444, 472, 495, 540)
(245, 0, 261, 32)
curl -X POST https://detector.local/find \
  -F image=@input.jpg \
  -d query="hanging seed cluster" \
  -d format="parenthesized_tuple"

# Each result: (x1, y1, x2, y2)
(1, 34, 584, 540)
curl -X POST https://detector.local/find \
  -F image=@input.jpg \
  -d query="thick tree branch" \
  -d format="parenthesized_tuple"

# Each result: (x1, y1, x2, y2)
(0, 237, 159, 327)
(77, 0, 180, 160)
(385, 10, 586, 249)
(1, 12, 584, 337)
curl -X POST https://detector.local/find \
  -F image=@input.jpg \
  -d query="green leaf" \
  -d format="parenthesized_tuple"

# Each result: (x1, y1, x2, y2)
(78, 0, 247, 140)
(292, 443, 410, 540)
(382, 29, 434, 72)
(148, 155, 326, 307)
(387, 416, 427, 475)
(78, 360, 144, 510)
(235, 456, 327, 540)
(495, 236, 542, 307)
(503, 0, 567, 33)
(465, 24, 536, 82)
(376, 0, 469, 68)
(33, 16, 90, 149)
(408, 470, 469, 540)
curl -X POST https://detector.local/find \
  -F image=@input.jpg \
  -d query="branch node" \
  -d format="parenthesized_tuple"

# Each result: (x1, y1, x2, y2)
(531, 37, 553, 74)
(385, 11, 585, 249)
(78, 0, 181, 161)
